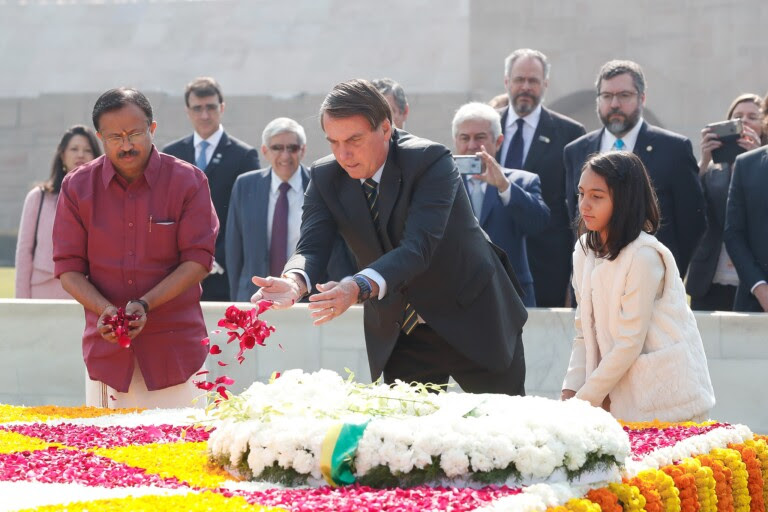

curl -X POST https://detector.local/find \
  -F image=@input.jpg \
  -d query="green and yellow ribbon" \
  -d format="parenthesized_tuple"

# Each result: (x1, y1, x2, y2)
(319, 421, 370, 487)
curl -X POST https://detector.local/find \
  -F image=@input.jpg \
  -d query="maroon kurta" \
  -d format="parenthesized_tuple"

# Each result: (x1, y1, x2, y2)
(54, 147, 218, 392)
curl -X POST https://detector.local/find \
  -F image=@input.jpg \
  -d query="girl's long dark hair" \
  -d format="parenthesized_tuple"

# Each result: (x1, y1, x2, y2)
(577, 151, 660, 260)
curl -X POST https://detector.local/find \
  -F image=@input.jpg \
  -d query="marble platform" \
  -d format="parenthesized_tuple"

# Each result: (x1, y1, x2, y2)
(0, 299, 765, 432)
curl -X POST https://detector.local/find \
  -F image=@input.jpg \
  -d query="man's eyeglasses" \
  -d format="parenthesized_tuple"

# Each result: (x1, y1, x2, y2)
(100, 128, 149, 147)
(189, 104, 220, 114)
(597, 91, 638, 104)
(269, 144, 302, 154)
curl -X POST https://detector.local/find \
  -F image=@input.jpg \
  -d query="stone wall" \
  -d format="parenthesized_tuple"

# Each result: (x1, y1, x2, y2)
(2, 0, 767, 263)
(1, 299, 766, 432)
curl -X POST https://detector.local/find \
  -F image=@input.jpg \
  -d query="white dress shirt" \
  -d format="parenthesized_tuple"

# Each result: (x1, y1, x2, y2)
(467, 178, 512, 208)
(193, 124, 224, 167)
(500, 104, 542, 167)
(599, 118, 643, 153)
(267, 166, 305, 258)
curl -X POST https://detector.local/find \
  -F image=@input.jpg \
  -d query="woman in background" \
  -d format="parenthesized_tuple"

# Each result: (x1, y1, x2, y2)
(687, 94, 765, 311)
(15, 125, 101, 298)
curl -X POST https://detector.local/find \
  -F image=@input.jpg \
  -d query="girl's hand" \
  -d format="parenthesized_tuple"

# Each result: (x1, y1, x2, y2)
(560, 389, 577, 400)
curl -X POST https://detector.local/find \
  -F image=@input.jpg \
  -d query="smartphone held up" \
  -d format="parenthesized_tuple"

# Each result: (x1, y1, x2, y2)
(454, 155, 482, 175)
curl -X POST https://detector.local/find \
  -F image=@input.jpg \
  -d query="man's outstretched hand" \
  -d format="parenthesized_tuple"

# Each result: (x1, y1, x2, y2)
(250, 275, 302, 309)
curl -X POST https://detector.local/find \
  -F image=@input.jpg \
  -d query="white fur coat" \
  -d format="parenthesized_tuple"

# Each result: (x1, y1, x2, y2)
(563, 232, 715, 422)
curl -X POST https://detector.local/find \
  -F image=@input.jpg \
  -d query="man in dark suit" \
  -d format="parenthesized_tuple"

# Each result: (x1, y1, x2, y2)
(564, 60, 705, 277)
(497, 48, 586, 307)
(163, 77, 260, 301)
(252, 79, 528, 395)
(724, 145, 768, 312)
(226, 117, 354, 302)
(452, 102, 550, 307)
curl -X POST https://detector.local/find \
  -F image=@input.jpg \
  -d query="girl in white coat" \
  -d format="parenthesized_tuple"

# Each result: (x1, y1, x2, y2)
(562, 152, 715, 422)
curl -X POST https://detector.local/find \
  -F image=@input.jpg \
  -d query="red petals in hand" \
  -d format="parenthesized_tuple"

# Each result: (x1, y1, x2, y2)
(102, 308, 140, 349)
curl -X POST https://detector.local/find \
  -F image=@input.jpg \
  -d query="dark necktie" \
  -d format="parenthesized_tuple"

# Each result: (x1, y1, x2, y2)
(363, 178, 418, 335)
(504, 118, 525, 169)
(270, 181, 291, 277)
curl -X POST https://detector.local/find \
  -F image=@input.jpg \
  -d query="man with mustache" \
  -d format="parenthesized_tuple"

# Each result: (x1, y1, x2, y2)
(564, 60, 705, 277)
(497, 48, 586, 307)
(53, 87, 219, 409)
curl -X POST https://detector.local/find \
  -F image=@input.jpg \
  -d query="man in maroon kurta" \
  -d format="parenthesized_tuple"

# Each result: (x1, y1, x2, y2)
(53, 87, 218, 408)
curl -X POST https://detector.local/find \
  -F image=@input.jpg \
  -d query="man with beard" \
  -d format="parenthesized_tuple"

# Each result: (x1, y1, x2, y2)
(564, 60, 705, 276)
(497, 49, 586, 307)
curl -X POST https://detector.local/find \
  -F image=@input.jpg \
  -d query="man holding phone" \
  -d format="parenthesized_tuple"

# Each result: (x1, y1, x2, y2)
(452, 102, 550, 307)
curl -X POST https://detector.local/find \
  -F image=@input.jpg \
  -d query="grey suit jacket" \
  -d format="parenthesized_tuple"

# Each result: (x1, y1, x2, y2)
(286, 130, 528, 380)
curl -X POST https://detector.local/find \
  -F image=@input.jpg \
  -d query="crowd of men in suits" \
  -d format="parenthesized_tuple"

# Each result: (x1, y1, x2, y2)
(161, 49, 766, 314)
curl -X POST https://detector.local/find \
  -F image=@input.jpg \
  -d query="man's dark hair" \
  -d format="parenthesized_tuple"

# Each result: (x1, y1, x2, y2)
(319, 79, 392, 130)
(595, 60, 646, 96)
(92, 88, 153, 131)
(184, 76, 223, 106)
(577, 151, 660, 260)
(371, 77, 408, 113)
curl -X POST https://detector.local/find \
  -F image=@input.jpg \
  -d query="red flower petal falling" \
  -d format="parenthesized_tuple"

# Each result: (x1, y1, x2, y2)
(195, 302, 276, 399)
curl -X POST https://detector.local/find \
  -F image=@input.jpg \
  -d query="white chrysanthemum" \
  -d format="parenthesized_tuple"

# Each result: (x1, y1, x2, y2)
(440, 448, 470, 477)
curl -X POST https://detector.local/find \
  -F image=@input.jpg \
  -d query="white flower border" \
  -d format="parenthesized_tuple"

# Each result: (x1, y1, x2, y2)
(207, 369, 630, 484)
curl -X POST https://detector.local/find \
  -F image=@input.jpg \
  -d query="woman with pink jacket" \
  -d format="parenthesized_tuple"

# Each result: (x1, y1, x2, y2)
(15, 125, 101, 298)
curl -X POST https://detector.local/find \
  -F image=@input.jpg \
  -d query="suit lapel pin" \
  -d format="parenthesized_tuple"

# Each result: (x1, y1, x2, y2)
(646, 145, 653, 152)
(538, 135, 551, 144)
(212, 153, 222, 164)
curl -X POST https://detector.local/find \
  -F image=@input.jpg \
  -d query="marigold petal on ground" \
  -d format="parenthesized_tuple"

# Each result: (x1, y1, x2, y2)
(92, 441, 237, 489)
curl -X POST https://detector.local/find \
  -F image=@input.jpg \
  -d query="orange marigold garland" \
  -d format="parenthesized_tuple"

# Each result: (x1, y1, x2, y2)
(729, 443, 765, 512)
(586, 487, 623, 512)
(711, 448, 750, 512)
(742, 438, 768, 508)
(627, 474, 666, 512)
(608, 482, 647, 512)
(698, 454, 735, 512)
(679, 458, 718, 512)
(663, 464, 701, 512)
(638, 468, 682, 512)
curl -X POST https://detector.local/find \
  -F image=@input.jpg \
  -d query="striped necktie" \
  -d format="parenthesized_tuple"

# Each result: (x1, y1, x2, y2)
(363, 178, 419, 335)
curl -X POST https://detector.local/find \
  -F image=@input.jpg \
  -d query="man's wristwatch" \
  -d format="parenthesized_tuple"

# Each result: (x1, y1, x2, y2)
(352, 275, 373, 303)
(128, 299, 149, 314)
